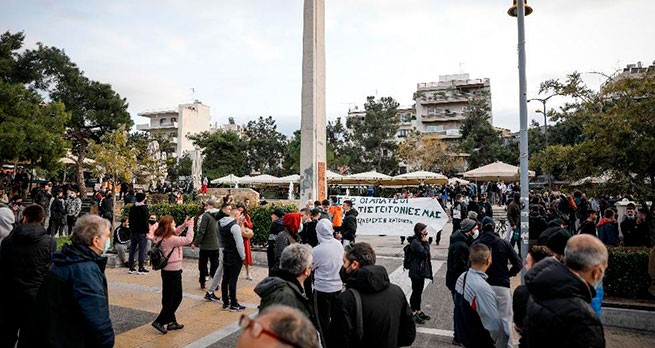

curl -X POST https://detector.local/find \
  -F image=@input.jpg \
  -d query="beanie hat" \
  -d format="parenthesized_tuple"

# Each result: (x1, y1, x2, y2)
(460, 218, 477, 233)
(481, 216, 495, 232)
(467, 211, 478, 221)
(272, 209, 286, 219)
(546, 228, 571, 255)
(135, 192, 146, 202)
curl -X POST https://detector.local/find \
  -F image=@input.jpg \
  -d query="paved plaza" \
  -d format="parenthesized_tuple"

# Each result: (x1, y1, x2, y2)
(103, 220, 655, 347)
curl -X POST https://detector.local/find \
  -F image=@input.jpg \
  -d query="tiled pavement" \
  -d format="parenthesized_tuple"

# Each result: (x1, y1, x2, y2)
(108, 261, 266, 348)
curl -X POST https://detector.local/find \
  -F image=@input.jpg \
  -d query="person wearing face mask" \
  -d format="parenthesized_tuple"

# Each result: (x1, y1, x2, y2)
(255, 244, 317, 328)
(327, 242, 416, 348)
(473, 217, 522, 348)
(524, 234, 608, 348)
(22, 214, 114, 348)
(66, 189, 82, 236)
(407, 223, 433, 325)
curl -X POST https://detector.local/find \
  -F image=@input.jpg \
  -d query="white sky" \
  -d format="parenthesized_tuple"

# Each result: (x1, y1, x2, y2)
(2, 0, 654, 135)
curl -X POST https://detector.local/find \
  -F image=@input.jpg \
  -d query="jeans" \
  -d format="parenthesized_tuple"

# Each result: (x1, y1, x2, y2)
(315, 290, 341, 339)
(208, 248, 224, 293)
(115, 243, 129, 264)
(198, 249, 219, 286)
(410, 277, 425, 311)
(491, 285, 513, 348)
(155, 270, 183, 325)
(222, 263, 243, 306)
(129, 234, 148, 269)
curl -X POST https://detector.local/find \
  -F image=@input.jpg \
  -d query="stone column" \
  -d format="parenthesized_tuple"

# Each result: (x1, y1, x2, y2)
(299, 0, 327, 202)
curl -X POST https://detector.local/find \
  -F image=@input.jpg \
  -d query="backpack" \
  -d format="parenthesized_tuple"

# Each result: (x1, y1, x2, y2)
(149, 238, 177, 270)
(403, 243, 412, 270)
(347, 288, 364, 342)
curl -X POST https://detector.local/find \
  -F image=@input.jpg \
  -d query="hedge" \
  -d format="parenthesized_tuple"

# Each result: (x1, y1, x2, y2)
(249, 203, 298, 247)
(121, 202, 297, 247)
(604, 246, 652, 300)
(122, 203, 203, 226)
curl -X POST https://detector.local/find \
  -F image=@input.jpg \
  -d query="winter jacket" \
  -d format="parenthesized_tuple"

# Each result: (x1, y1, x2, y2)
(275, 229, 298, 266)
(524, 257, 605, 348)
(255, 269, 314, 323)
(219, 217, 245, 266)
(597, 218, 619, 246)
(528, 212, 548, 241)
(148, 221, 194, 271)
(50, 197, 67, 225)
(339, 209, 359, 241)
(446, 230, 472, 291)
(329, 204, 343, 227)
(620, 216, 638, 246)
(300, 220, 319, 247)
(512, 284, 530, 348)
(408, 238, 432, 280)
(268, 219, 285, 241)
(66, 197, 82, 217)
(578, 220, 597, 236)
(312, 219, 344, 293)
(455, 268, 508, 348)
(24, 242, 114, 348)
(0, 223, 55, 302)
(473, 230, 522, 288)
(328, 265, 416, 348)
(193, 208, 220, 250)
(482, 201, 494, 218)
(128, 203, 150, 235)
(99, 196, 113, 219)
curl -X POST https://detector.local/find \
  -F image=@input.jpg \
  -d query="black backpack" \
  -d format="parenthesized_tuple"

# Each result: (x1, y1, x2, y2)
(403, 243, 412, 270)
(149, 239, 176, 270)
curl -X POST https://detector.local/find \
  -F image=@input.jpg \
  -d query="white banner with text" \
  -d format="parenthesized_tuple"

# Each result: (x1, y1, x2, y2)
(337, 196, 448, 236)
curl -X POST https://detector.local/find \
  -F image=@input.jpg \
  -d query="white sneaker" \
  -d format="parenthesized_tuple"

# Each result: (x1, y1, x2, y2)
(246, 274, 253, 281)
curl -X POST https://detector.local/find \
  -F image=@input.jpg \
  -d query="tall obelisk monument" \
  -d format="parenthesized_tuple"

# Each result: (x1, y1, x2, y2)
(299, 0, 327, 202)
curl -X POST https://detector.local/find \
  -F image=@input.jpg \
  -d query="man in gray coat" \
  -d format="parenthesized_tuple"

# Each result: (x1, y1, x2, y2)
(193, 199, 221, 290)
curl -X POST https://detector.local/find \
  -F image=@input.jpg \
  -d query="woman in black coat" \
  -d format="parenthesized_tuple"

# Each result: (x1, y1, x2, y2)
(408, 223, 433, 324)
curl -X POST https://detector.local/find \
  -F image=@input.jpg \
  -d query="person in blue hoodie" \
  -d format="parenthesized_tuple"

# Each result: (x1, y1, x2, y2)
(23, 213, 114, 348)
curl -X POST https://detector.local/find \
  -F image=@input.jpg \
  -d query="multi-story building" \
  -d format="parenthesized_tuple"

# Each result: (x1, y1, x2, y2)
(137, 100, 211, 158)
(414, 73, 491, 141)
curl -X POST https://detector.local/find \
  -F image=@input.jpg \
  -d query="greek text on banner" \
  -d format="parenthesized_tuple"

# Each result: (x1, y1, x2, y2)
(337, 196, 448, 236)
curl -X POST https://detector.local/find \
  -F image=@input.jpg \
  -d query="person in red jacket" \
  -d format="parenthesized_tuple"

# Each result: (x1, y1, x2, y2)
(237, 203, 254, 280)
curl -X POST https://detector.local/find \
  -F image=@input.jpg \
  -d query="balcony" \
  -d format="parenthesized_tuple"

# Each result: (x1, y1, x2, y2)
(418, 95, 470, 104)
(421, 113, 465, 122)
(170, 137, 178, 144)
(136, 122, 179, 131)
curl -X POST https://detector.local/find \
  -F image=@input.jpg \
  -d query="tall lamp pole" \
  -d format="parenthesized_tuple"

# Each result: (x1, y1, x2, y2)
(508, 0, 532, 282)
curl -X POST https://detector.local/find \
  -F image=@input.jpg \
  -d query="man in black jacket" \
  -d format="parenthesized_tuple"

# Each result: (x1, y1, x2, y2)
(0, 205, 54, 348)
(128, 192, 150, 274)
(446, 218, 477, 345)
(524, 234, 607, 348)
(49, 189, 67, 237)
(328, 242, 415, 348)
(473, 217, 522, 348)
(268, 209, 286, 275)
(336, 200, 358, 247)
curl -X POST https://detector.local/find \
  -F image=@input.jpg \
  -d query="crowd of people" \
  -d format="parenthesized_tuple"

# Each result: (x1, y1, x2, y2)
(0, 181, 651, 348)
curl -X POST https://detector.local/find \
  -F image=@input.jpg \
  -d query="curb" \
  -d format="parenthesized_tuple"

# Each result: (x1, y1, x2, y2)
(602, 307, 655, 332)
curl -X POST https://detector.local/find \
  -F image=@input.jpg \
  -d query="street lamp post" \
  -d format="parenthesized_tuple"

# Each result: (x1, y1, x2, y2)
(508, 0, 532, 283)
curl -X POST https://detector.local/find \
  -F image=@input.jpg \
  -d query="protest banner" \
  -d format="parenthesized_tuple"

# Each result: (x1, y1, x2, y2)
(337, 196, 447, 236)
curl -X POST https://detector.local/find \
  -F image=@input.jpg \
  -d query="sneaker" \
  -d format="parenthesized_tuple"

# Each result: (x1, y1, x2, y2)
(222, 303, 230, 311)
(138, 268, 149, 275)
(204, 292, 221, 302)
(167, 322, 184, 330)
(413, 313, 425, 325)
(151, 322, 167, 334)
(452, 338, 462, 346)
(200, 283, 206, 290)
(229, 303, 246, 312)
(246, 274, 253, 281)
(418, 311, 431, 321)
(128, 268, 138, 274)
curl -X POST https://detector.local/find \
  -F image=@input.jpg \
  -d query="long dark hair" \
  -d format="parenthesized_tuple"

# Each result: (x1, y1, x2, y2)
(414, 223, 427, 237)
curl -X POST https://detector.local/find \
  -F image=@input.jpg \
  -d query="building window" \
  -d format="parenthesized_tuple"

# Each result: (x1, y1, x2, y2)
(426, 125, 444, 133)
(171, 117, 177, 123)
(397, 129, 408, 138)
(170, 132, 176, 137)
(160, 118, 167, 125)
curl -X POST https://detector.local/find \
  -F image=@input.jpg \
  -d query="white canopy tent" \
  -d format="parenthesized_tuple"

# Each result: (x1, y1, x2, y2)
(210, 174, 242, 185)
(277, 174, 300, 184)
(390, 171, 448, 185)
(239, 174, 281, 185)
(463, 161, 535, 181)
(448, 177, 470, 185)
(337, 170, 392, 185)
(326, 169, 343, 180)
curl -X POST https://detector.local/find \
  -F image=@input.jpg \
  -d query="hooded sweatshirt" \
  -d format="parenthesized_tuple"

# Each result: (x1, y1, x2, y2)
(313, 219, 344, 293)
(219, 216, 245, 265)
(597, 218, 618, 246)
(0, 205, 15, 244)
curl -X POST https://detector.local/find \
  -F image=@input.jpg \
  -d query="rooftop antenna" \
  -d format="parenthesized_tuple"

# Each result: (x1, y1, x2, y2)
(459, 62, 465, 74)
(189, 88, 195, 101)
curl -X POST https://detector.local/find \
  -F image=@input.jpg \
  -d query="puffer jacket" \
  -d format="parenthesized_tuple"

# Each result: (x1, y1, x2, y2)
(254, 269, 314, 323)
(446, 230, 472, 291)
(524, 257, 605, 348)
(408, 238, 432, 280)
(473, 230, 522, 288)
(23, 242, 114, 348)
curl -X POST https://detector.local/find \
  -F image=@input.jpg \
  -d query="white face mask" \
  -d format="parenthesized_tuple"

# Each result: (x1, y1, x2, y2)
(472, 230, 480, 239)
(591, 267, 605, 289)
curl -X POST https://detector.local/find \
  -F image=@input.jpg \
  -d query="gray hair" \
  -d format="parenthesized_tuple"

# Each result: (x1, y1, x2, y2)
(259, 305, 319, 348)
(564, 235, 608, 272)
(280, 244, 313, 276)
(71, 214, 110, 246)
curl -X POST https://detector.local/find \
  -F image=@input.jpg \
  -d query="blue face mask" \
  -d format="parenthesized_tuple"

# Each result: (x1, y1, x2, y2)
(103, 237, 111, 254)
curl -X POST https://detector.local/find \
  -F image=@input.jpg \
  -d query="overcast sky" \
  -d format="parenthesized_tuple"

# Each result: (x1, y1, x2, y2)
(2, 0, 654, 135)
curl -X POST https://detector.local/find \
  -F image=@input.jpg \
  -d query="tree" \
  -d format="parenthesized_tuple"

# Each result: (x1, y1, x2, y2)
(176, 154, 192, 178)
(459, 95, 507, 169)
(188, 130, 247, 178)
(16, 38, 132, 198)
(343, 96, 400, 174)
(533, 70, 655, 243)
(326, 117, 350, 171)
(0, 32, 70, 178)
(397, 130, 457, 175)
(282, 130, 302, 175)
(243, 116, 287, 175)
(89, 125, 137, 228)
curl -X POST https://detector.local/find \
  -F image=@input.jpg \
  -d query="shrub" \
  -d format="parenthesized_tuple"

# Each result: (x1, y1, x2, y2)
(57, 236, 71, 251)
(604, 246, 651, 300)
(249, 203, 298, 247)
(122, 203, 203, 226)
